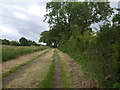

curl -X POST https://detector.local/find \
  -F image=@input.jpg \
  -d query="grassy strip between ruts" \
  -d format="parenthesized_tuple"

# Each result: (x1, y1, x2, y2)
(2, 49, 51, 78)
(37, 50, 55, 88)
(56, 49, 71, 88)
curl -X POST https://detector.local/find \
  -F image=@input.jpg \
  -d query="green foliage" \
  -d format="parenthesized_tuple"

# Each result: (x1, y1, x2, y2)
(19, 37, 38, 46)
(113, 83, 120, 88)
(96, 23, 119, 87)
(19, 37, 28, 46)
(0, 39, 10, 45)
(39, 31, 52, 46)
(112, 13, 120, 24)
(58, 23, 119, 87)
(2, 45, 48, 62)
(40, 2, 113, 47)
(45, 2, 113, 34)
(10, 41, 20, 46)
(41, 1, 119, 88)
(1, 37, 39, 46)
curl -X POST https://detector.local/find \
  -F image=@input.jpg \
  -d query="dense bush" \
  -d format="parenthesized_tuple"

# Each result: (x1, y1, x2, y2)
(10, 41, 20, 46)
(0, 39, 10, 45)
(58, 23, 119, 87)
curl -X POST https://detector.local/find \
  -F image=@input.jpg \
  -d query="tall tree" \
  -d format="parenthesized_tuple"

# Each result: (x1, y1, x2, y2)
(19, 37, 28, 46)
(39, 31, 52, 46)
(1, 39, 10, 45)
(44, 2, 113, 46)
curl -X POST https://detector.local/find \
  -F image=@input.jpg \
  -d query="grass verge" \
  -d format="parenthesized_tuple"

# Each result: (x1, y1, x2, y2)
(2, 49, 50, 78)
(37, 53, 55, 88)
(65, 51, 102, 87)
(56, 49, 71, 88)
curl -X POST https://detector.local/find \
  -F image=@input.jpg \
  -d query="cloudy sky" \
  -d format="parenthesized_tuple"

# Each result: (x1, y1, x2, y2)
(0, 2, 50, 43)
(0, 1, 119, 43)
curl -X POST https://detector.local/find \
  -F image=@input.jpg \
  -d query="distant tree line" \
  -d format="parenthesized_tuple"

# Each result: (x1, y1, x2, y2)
(0, 37, 40, 46)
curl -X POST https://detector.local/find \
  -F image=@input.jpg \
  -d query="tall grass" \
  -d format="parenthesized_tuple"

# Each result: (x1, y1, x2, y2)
(60, 49, 118, 88)
(1, 45, 48, 62)
(68, 52, 103, 87)
(58, 28, 118, 88)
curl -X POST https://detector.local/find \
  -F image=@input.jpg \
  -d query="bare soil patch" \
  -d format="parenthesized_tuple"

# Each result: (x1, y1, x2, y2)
(5, 49, 54, 88)
(57, 50, 99, 88)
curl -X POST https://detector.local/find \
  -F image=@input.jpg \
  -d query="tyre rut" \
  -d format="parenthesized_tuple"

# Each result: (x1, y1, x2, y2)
(2, 49, 50, 87)
(54, 49, 62, 88)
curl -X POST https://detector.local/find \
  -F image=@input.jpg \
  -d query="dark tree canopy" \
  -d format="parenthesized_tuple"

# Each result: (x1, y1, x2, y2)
(10, 41, 20, 46)
(40, 2, 113, 47)
(0, 37, 39, 46)
(19, 37, 38, 46)
(19, 37, 28, 46)
(0, 39, 10, 45)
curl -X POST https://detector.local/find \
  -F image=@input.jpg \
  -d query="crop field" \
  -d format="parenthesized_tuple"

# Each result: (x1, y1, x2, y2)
(1, 45, 48, 62)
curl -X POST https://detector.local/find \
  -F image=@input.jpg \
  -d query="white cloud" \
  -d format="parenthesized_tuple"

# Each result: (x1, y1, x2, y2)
(0, 2, 49, 43)
(28, 4, 46, 16)
(0, 25, 12, 34)
(0, 25, 22, 41)
(14, 12, 29, 20)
